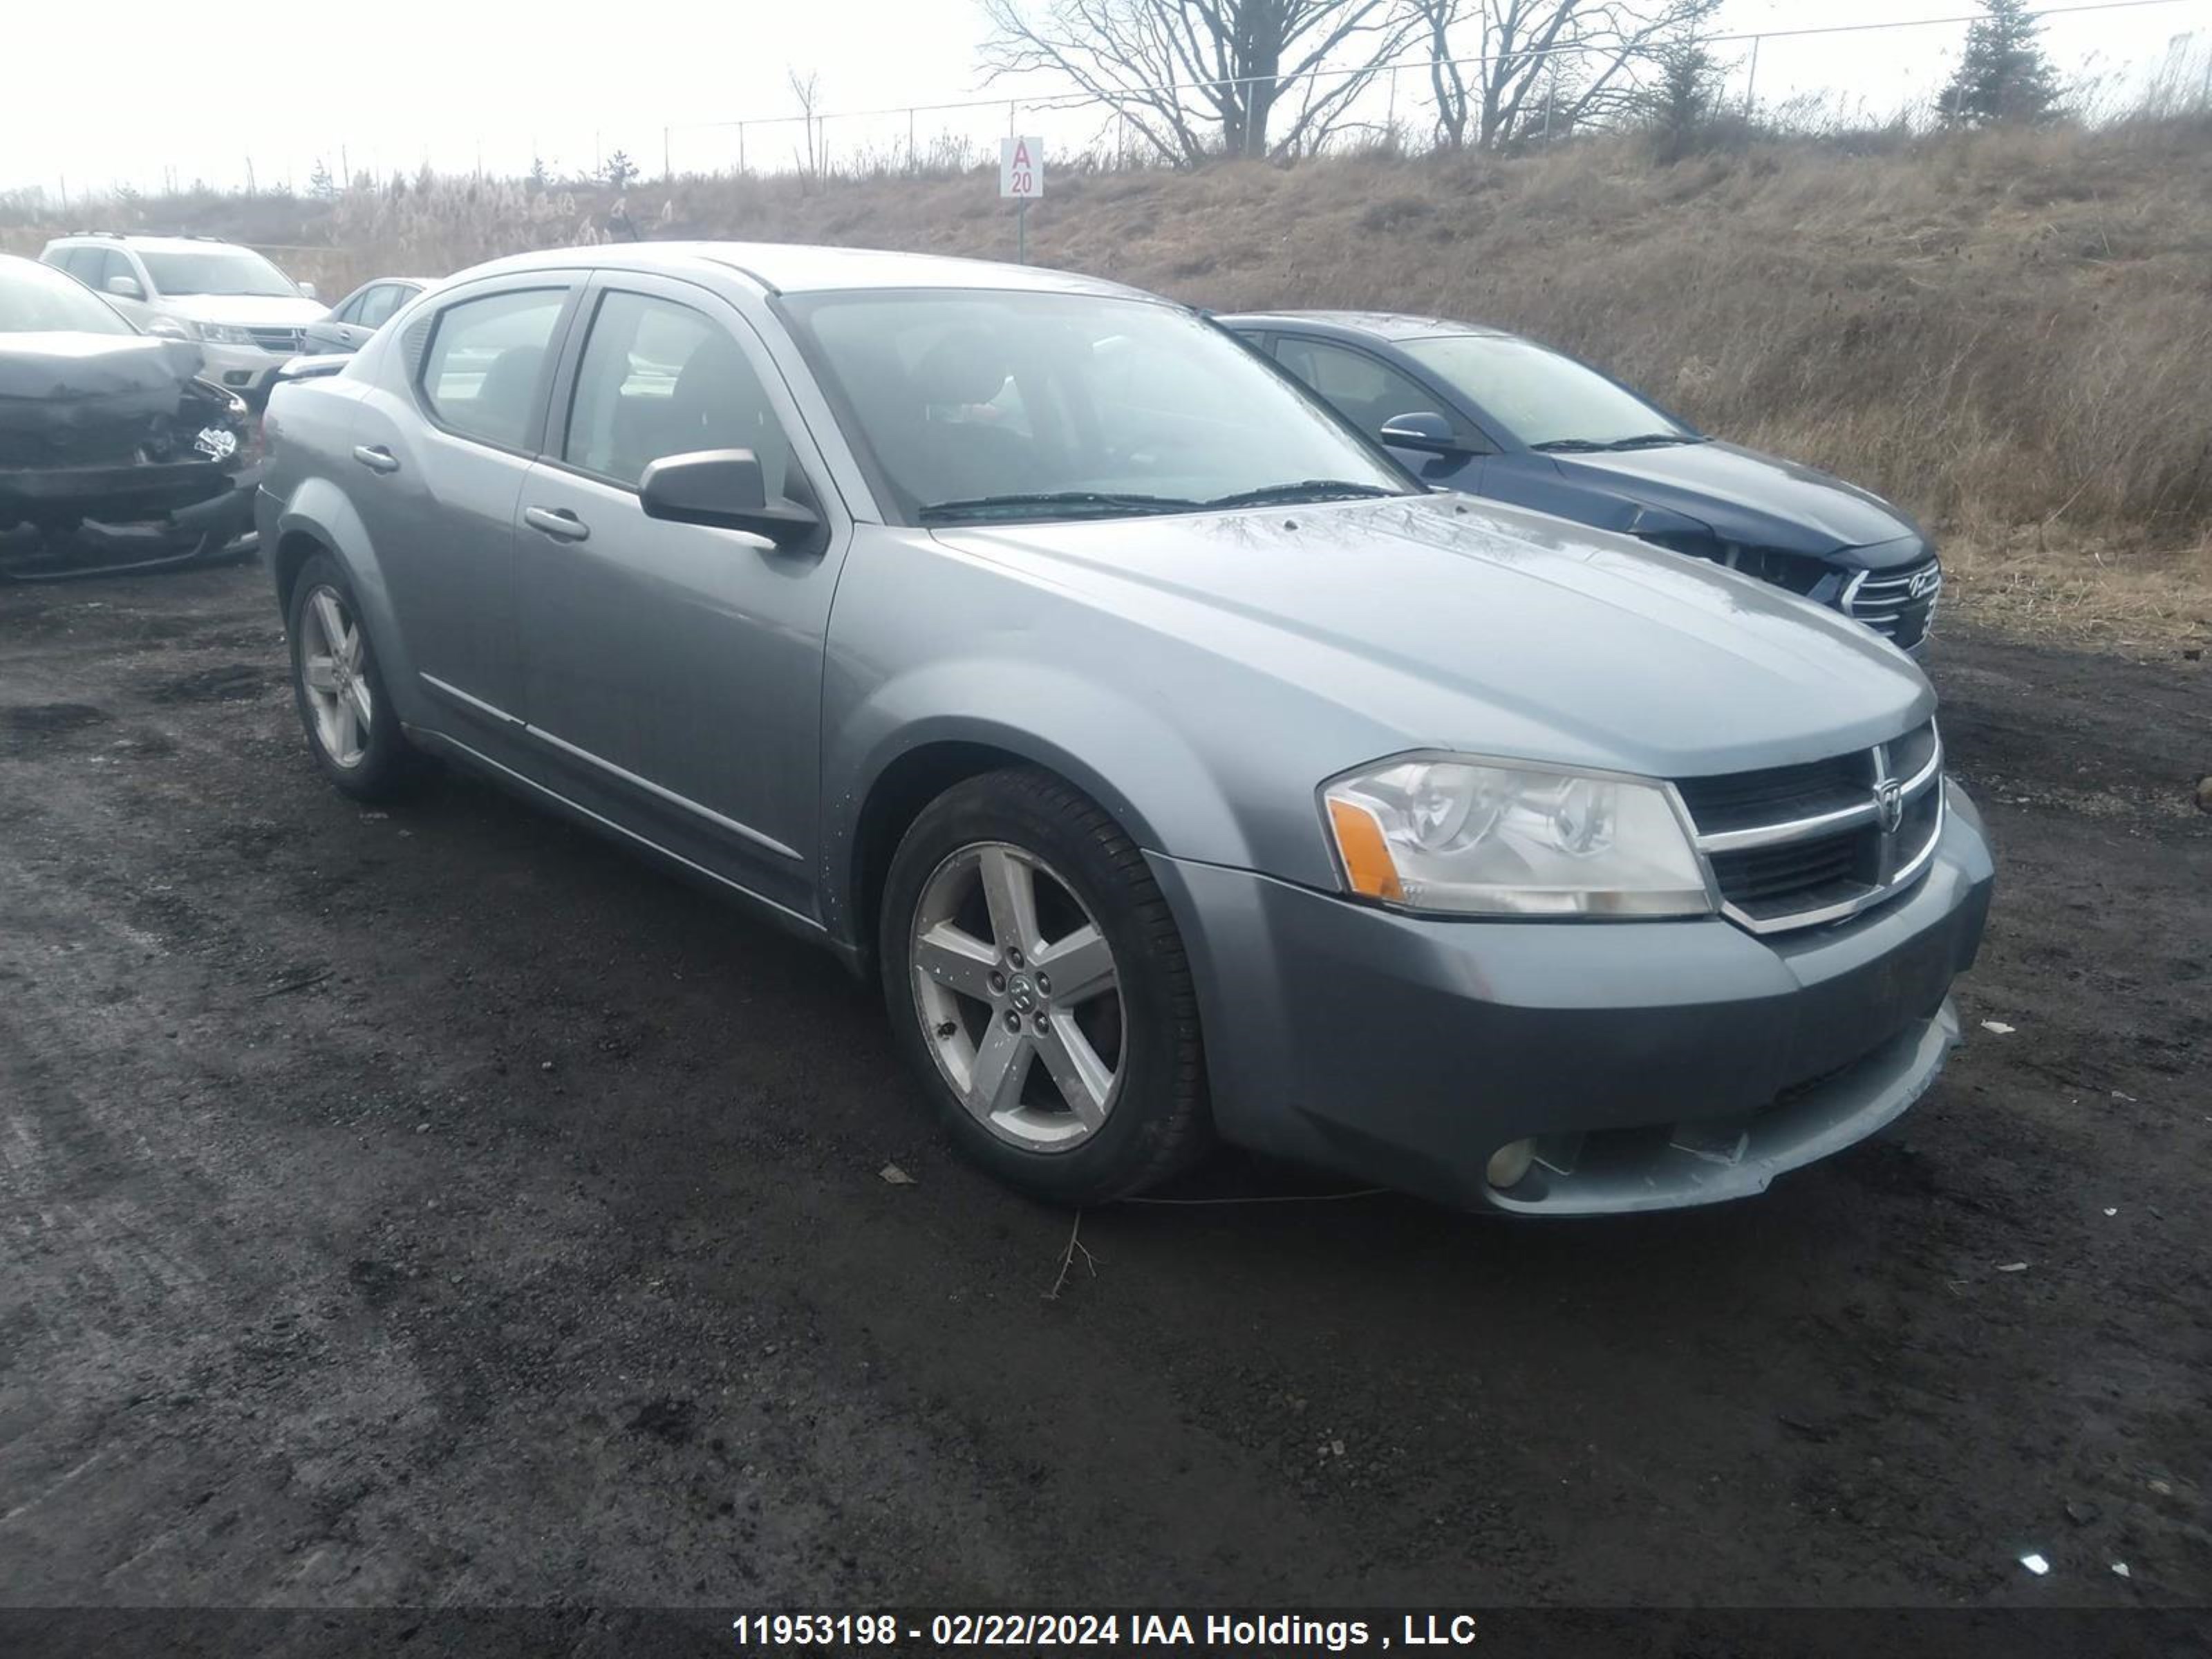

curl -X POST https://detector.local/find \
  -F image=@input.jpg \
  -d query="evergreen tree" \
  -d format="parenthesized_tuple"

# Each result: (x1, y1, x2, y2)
(1942, 0, 2063, 126)
(308, 158, 336, 200)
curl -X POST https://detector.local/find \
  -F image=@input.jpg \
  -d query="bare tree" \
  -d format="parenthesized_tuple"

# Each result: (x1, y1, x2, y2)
(1413, 0, 1722, 150)
(982, 0, 1422, 165)
(788, 67, 826, 178)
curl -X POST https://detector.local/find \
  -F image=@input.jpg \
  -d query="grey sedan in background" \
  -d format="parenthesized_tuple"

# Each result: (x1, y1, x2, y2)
(254, 243, 1992, 1213)
(303, 276, 429, 355)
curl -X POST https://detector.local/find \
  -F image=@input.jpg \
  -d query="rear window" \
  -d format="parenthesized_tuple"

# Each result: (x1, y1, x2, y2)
(420, 288, 569, 450)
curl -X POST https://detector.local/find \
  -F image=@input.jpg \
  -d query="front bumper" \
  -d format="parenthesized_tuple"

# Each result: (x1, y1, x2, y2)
(1150, 780, 1994, 1215)
(194, 340, 297, 396)
(0, 459, 262, 581)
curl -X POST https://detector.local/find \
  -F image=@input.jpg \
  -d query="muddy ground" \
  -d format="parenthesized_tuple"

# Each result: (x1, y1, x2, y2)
(1, 563, 2206, 1636)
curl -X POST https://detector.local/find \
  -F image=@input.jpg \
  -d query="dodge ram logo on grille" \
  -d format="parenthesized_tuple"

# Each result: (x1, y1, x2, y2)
(1875, 778, 1905, 833)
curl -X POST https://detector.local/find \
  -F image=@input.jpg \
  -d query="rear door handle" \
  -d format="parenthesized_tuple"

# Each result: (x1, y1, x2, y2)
(351, 445, 400, 474)
(523, 505, 590, 543)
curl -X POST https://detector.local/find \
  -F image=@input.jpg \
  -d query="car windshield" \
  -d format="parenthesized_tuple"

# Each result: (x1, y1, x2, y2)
(1, 259, 133, 335)
(1400, 334, 1694, 450)
(139, 248, 299, 299)
(782, 288, 1410, 524)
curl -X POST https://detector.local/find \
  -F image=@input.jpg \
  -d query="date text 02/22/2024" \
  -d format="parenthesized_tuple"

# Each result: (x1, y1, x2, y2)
(730, 1613, 1485, 1648)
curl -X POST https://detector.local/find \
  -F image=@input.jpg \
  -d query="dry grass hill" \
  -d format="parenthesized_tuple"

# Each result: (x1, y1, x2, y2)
(9, 115, 2209, 652)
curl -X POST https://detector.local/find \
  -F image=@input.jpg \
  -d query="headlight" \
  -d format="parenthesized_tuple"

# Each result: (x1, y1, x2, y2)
(198, 323, 256, 346)
(1321, 756, 1714, 918)
(143, 315, 197, 341)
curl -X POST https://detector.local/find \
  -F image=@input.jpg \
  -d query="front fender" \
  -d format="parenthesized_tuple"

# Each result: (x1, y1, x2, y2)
(821, 658, 1255, 945)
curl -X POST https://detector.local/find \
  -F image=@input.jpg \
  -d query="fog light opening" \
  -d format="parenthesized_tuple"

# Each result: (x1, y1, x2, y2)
(1486, 1138, 1537, 1190)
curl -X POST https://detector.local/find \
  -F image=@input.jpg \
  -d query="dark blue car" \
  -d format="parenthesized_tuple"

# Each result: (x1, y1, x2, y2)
(1221, 310, 1944, 653)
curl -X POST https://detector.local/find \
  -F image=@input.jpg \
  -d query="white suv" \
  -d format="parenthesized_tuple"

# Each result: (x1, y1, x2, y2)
(39, 234, 325, 395)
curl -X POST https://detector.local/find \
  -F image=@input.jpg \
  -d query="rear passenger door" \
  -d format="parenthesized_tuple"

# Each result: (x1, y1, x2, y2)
(512, 273, 848, 915)
(346, 272, 582, 758)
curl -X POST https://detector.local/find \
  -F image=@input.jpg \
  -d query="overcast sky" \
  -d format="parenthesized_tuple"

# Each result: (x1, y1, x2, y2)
(3, 0, 2202, 197)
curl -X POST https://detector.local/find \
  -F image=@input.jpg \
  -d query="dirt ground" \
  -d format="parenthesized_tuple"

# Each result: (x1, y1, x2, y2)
(1, 562, 2206, 1629)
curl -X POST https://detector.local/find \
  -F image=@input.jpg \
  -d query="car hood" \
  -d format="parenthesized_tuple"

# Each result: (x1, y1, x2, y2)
(1546, 440, 1927, 567)
(930, 494, 1931, 782)
(0, 330, 203, 400)
(165, 294, 326, 328)
(0, 332, 216, 468)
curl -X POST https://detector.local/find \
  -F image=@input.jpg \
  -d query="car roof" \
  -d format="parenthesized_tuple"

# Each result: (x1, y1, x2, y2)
(454, 241, 1162, 302)
(1218, 308, 1514, 342)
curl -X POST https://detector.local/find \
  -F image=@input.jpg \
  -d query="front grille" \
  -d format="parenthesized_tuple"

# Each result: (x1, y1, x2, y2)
(1845, 559, 1942, 650)
(1676, 720, 1944, 933)
(248, 326, 305, 355)
(1675, 751, 1871, 838)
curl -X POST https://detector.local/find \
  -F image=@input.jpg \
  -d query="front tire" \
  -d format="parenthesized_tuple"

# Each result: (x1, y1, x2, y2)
(880, 769, 1211, 1204)
(287, 552, 415, 800)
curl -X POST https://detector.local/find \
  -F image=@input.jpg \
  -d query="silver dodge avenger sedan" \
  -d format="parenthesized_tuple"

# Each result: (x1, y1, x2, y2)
(256, 243, 1994, 1214)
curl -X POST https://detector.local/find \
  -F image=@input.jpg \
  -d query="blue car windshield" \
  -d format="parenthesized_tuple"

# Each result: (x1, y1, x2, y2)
(1402, 335, 1693, 451)
(782, 288, 1412, 525)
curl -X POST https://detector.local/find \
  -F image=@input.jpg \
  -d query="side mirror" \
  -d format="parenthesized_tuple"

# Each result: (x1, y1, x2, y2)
(297, 281, 319, 301)
(1379, 411, 1465, 455)
(105, 274, 144, 300)
(639, 449, 822, 551)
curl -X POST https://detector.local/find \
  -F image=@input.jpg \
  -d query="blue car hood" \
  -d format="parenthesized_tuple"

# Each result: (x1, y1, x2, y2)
(1548, 440, 1927, 568)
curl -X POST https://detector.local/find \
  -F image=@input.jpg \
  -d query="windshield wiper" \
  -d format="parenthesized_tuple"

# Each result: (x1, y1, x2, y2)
(918, 491, 1200, 524)
(1604, 432, 1701, 450)
(1205, 480, 1398, 509)
(1528, 438, 1613, 453)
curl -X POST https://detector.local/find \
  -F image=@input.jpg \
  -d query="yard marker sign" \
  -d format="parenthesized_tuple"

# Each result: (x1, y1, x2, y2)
(1000, 135, 1043, 262)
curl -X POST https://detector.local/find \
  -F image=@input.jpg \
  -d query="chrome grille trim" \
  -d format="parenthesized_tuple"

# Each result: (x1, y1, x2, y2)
(1843, 559, 1943, 648)
(248, 326, 306, 354)
(1674, 722, 1945, 935)
(1694, 742, 1942, 853)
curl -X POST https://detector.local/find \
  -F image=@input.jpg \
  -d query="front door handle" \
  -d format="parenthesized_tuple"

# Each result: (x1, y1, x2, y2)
(351, 444, 400, 474)
(523, 505, 590, 543)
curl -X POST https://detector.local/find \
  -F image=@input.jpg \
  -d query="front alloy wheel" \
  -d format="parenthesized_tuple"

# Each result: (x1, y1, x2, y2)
(911, 841, 1124, 1151)
(880, 768, 1212, 1203)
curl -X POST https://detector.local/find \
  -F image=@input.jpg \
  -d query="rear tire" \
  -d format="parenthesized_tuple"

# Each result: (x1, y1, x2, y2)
(286, 552, 417, 801)
(879, 768, 1211, 1204)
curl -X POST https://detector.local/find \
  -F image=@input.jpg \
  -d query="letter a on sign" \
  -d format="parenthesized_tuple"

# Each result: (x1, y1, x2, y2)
(1000, 135, 1044, 200)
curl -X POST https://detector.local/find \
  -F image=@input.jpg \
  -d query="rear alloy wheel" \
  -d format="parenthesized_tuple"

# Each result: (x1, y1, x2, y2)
(287, 552, 415, 800)
(298, 583, 374, 769)
(881, 768, 1211, 1203)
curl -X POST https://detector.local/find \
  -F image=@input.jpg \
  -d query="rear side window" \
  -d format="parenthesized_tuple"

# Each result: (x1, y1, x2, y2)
(420, 288, 568, 451)
(357, 283, 408, 330)
(1275, 337, 1440, 440)
(562, 290, 791, 496)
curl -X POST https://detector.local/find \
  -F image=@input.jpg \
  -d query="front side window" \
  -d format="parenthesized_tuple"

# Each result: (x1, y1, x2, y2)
(563, 290, 794, 496)
(420, 288, 569, 451)
(1400, 335, 1692, 451)
(1275, 337, 1445, 441)
(782, 288, 1409, 524)
(0, 256, 133, 335)
(138, 247, 299, 299)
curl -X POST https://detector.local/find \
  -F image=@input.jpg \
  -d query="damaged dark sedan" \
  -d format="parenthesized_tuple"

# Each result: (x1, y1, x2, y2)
(0, 254, 259, 582)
